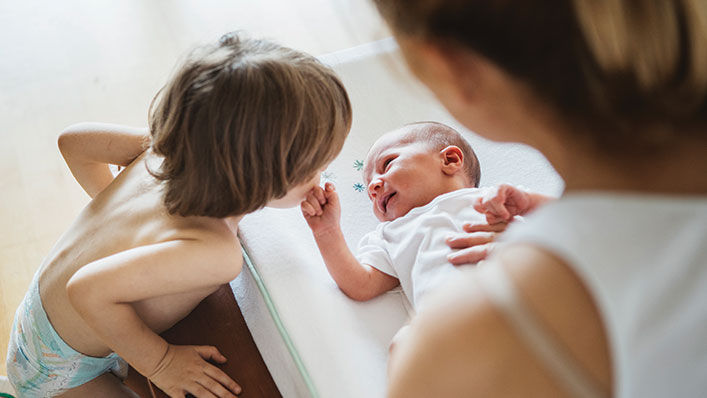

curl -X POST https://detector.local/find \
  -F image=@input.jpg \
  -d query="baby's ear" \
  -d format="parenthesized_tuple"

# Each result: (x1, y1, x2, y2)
(440, 146, 464, 176)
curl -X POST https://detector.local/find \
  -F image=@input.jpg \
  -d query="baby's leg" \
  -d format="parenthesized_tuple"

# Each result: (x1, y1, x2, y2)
(56, 372, 139, 398)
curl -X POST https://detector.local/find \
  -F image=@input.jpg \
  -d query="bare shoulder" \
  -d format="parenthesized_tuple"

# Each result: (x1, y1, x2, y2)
(172, 216, 244, 283)
(387, 244, 612, 397)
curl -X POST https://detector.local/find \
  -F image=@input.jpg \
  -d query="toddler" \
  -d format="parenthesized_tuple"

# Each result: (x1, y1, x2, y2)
(5, 32, 351, 397)
(301, 122, 551, 309)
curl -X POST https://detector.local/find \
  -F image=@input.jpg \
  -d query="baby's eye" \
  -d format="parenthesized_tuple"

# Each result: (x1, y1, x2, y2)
(383, 157, 394, 170)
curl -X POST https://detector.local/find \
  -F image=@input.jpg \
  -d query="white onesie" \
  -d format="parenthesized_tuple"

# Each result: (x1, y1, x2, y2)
(356, 188, 486, 309)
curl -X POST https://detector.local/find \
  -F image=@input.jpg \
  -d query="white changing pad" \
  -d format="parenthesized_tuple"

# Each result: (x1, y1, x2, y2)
(231, 38, 564, 398)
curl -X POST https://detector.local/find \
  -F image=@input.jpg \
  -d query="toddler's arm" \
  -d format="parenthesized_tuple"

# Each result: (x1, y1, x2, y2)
(66, 236, 243, 397)
(58, 122, 149, 198)
(301, 183, 399, 301)
(474, 184, 555, 224)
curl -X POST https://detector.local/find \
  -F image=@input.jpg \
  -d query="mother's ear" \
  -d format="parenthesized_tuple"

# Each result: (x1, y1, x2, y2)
(396, 35, 480, 106)
(440, 145, 464, 176)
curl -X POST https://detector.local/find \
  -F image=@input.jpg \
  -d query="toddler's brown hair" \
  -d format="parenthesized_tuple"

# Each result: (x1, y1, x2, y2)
(148, 32, 352, 217)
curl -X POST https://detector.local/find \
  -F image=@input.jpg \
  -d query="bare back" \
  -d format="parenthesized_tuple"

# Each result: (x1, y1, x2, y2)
(39, 151, 241, 357)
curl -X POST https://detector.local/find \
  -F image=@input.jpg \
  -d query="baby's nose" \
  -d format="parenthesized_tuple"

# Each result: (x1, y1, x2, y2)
(368, 179, 382, 197)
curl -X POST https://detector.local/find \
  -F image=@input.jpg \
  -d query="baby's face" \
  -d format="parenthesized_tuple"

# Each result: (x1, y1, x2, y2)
(267, 170, 323, 209)
(364, 133, 448, 222)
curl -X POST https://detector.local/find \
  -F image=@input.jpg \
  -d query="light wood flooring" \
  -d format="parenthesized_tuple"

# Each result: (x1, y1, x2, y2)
(0, 0, 388, 376)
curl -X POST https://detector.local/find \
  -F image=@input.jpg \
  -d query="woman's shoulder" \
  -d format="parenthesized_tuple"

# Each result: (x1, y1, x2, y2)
(513, 191, 707, 225)
(387, 244, 612, 397)
(503, 192, 707, 266)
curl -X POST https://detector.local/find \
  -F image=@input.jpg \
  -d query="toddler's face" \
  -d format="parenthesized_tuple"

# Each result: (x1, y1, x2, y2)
(267, 170, 322, 209)
(364, 133, 448, 222)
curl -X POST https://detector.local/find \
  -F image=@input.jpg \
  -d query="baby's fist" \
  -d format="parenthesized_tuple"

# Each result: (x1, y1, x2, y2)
(301, 185, 326, 217)
(475, 184, 532, 224)
(301, 183, 341, 235)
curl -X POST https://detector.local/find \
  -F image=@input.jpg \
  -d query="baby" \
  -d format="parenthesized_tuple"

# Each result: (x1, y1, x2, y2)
(301, 122, 551, 310)
(6, 33, 351, 397)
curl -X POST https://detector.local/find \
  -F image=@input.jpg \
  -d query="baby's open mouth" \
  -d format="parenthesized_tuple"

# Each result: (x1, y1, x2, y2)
(382, 192, 396, 213)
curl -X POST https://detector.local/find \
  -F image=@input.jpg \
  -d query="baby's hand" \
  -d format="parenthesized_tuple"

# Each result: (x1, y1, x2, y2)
(474, 184, 533, 224)
(149, 344, 241, 397)
(301, 182, 341, 237)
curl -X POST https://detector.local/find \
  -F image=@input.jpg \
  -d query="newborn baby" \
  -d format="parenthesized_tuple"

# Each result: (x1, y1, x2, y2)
(301, 121, 551, 309)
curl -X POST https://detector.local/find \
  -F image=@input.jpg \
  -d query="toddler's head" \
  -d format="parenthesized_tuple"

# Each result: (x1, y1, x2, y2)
(148, 32, 352, 218)
(364, 122, 480, 222)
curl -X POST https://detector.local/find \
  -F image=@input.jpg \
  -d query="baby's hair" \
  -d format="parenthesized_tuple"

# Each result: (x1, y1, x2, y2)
(374, 0, 707, 153)
(402, 121, 481, 187)
(148, 32, 352, 217)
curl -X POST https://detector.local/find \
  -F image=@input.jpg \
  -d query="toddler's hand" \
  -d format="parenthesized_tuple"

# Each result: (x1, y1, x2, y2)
(149, 344, 241, 397)
(301, 182, 341, 237)
(474, 184, 533, 224)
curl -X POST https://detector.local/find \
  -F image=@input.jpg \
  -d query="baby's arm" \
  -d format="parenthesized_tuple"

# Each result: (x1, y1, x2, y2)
(301, 183, 399, 301)
(474, 184, 555, 224)
(58, 122, 149, 198)
(66, 235, 243, 397)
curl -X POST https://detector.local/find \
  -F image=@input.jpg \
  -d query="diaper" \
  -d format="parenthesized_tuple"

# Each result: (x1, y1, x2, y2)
(5, 276, 127, 397)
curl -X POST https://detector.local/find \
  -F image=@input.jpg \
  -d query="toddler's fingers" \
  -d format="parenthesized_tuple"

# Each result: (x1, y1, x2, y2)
(188, 383, 219, 398)
(195, 345, 227, 363)
(203, 364, 242, 396)
(197, 376, 238, 398)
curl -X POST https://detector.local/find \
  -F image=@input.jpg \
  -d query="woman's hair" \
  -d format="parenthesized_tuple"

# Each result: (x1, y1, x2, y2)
(374, 0, 707, 151)
(404, 121, 481, 187)
(148, 32, 352, 218)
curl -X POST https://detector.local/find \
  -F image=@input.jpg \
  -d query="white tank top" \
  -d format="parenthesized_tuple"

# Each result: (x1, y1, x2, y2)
(495, 193, 707, 397)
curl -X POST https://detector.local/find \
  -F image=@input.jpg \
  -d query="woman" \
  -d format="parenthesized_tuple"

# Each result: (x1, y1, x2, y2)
(372, 1, 707, 397)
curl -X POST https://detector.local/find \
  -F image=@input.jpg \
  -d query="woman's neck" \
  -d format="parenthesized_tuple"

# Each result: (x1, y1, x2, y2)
(546, 136, 707, 195)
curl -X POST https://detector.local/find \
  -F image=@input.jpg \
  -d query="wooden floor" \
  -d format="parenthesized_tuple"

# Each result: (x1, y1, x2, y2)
(0, 0, 388, 377)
